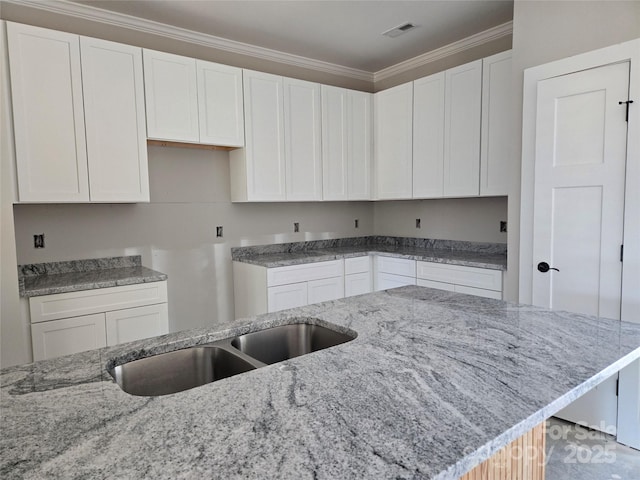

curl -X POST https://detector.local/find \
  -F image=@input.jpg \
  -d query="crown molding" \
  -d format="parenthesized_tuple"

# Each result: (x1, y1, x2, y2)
(2, 0, 374, 82)
(3, 0, 513, 86)
(373, 21, 513, 83)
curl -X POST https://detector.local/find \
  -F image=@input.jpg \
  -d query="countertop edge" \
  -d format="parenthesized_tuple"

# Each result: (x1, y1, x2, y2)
(442, 346, 640, 479)
(19, 272, 168, 298)
(233, 249, 507, 271)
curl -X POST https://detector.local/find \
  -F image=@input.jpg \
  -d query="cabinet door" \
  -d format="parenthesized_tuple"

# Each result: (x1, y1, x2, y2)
(374, 82, 413, 199)
(284, 78, 322, 201)
(105, 303, 169, 346)
(444, 60, 482, 197)
(322, 85, 348, 200)
(480, 50, 512, 196)
(7, 23, 89, 202)
(345, 272, 372, 297)
(31, 313, 107, 361)
(197, 60, 244, 147)
(375, 273, 416, 292)
(242, 70, 286, 201)
(267, 283, 307, 313)
(308, 276, 344, 304)
(143, 49, 199, 142)
(413, 72, 445, 198)
(81, 37, 149, 202)
(348, 90, 372, 200)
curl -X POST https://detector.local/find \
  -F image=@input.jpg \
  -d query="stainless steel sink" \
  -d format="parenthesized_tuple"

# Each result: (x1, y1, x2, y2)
(111, 346, 257, 396)
(110, 321, 356, 396)
(230, 323, 355, 365)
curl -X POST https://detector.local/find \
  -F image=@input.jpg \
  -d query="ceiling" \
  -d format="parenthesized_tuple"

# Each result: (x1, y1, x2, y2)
(70, 0, 514, 73)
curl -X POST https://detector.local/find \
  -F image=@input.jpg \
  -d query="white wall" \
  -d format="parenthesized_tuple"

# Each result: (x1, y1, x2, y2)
(508, 0, 640, 303)
(13, 146, 374, 339)
(373, 197, 507, 243)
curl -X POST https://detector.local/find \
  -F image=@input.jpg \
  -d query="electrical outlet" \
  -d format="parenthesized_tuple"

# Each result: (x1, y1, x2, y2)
(500, 221, 508, 233)
(216, 226, 223, 238)
(294, 222, 299, 233)
(34, 234, 45, 248)
(415, 218, 421, 229)
(354, 219, 359, 229)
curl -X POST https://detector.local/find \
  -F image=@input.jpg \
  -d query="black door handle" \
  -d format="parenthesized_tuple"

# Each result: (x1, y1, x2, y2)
(537, 262, 559, 273)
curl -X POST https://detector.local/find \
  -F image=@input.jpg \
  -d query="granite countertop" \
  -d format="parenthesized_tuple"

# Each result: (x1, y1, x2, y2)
(2, 286, 639, 479)
(231, 236, 508, 270)
(18, 256, 168, 298)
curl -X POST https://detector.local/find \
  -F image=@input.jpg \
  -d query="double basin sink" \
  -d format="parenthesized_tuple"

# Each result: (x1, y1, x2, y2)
(110, 320, 356, 397)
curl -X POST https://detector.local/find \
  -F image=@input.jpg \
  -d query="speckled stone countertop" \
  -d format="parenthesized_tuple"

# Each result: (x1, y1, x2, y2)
(2, 286, 639, 479)
(18, 256, 168, 297)
(231, 236, 507, 270)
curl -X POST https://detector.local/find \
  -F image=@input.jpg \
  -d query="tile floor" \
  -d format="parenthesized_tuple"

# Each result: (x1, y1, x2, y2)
(546, 417, 640, 480)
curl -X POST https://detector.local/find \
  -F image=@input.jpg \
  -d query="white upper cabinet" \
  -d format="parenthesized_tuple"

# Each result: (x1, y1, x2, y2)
(231, 71, 324, 202)
(443, 59, 482, 197)
(413, 72, 445, 198)
(143, 50, 244, 146)
(7, 22, 89, 202)
(81, 37, 149, 202)
(284, 78, 322, 201)
(374, 82, 413, 199)
(347, 90, 372, 200)
(7, 22, 149, 203)
(230, 70, 286, 201)
(197, 60, 245, 147)
(322, 85, 348, 200)
(143, 49, 199, 143)
(480, 50, 512, 196)
(322, 86, 372, 201)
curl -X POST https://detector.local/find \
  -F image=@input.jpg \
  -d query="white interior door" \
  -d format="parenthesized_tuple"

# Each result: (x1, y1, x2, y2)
(532, 62, 630, 434)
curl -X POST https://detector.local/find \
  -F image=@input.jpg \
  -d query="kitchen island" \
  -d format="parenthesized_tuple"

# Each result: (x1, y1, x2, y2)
(2, 286, 639, 479)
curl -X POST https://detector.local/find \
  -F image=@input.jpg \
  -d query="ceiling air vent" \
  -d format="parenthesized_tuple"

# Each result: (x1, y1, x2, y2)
(382, 22, 418, 38)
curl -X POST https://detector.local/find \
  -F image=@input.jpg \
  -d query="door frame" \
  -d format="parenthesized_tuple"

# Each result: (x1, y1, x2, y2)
(519, 38, 640, 323)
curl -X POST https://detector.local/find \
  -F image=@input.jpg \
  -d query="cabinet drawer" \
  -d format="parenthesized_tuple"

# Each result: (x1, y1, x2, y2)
(416, 262, 502, 292)
(31, 313, 107, 361)
(267, 260, 343, 286)
(345, 256, 370, 275)
(375, 272, 416, 291)
(29, 281, 168, 323)
(375, 256, 416, 277)
(105, 303, 169, 346)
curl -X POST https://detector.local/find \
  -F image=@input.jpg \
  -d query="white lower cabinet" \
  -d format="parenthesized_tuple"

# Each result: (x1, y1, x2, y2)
(267, 282, 308, 313)
(31, 313, 107, 362)
(105, 303, 169, 346)
(234, 255, 503, 317)
(416, 261, 502, 299)
(29, 281, 169, 361)
(345, 272, 372, 297)
(375, 272, 416, 291)
(234, 260, 344, 316)
(266, 260, 343, 313)
(308, 276, 344, 305)
(374, 256, 416, 291)
(344, 256, 372, 297)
